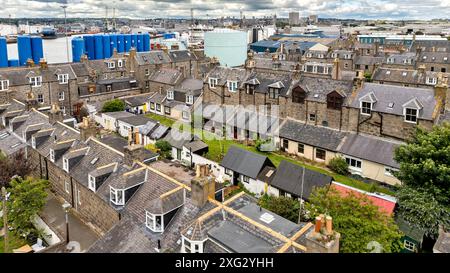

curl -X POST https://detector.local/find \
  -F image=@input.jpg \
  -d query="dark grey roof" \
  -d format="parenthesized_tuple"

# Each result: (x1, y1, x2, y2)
(256, 166, 276, 183)
(117, 115, 153, 127)
(149, 125, 169, 140)
(339, 133, 402, 168)
(351, 83, 437, 120)
(396, 217, 425, 243)
(220, 146, 274, 179)
(279, 120, 346, 151)
(149, 93, 166, 104)
(168, 50, 197, 63)
(102, 111, 135, 120)
(146, 188, 185, 215)
(205, 66, 252, 86)
(383, 52, 417, 65)
(163, 129, 194, 149)
(270, 160, 332, 200)
(70, 63, 90, 77)
(148, 68, 182, 85)
(123, 96, 150, 107)
(108, 167, 147, 189)
(184, 140, 208, 153)
(135, 51, 171, 66)
(176, 78, 203, 92)
(418, 52, 450, 63)
(98, 135, 128, 153)
(410, 40, 450, 53)
(0, 130, 26, 156)
(354, 55, 384, 66)
(0, 64, 76, 86)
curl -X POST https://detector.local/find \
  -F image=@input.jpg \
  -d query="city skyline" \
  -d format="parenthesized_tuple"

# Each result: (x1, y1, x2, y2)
(0, 0, 449, 21)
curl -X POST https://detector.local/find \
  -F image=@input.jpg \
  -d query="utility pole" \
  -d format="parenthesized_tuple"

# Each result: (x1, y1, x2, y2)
(298, 166, 305, 224)
(2, 187, 8, 253)
(61, 4, 70, 63)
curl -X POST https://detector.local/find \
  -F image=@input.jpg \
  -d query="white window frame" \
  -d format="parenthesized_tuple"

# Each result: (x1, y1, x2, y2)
(208, 77, 218, 89)
(242, 175, 250, 184)
(31, 137, 36, 149)
(360, 101, 372, 115)
(182, 111, 189, 120)
(58, 92, 65, 101)
(107, 62, 115, 69)
(404, 240, 416, 252)
(37, 94, 44, 104)
(384, 167, 398, 177)
(30, 76, 42, 87)
(167, 90, 174, 100)
(145, 211, 163, 233)
(182, 236, 204, 253)
(387, 58, 394, 64)
(404, 108, 418, 124)
(426, 77, 437, 85)
(186, 95, 193, 104)
(0, 80, 9, 91)
(64, 181, 70, 194)
(57, 74, 69, 84)
(117, 60, 124, 68)
(88, 175, 96, 192)
(345, 156, 362, 172)
(49, 149, 55, 162)
(77, 189, 81, 205)
(145, 69, 150, 76)
(227, 81, 238, 92)
(110, 187, 125, 206)
(63, 158, 69, 172)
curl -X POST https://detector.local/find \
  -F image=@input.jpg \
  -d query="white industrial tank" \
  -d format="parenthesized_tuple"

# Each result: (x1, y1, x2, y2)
(204, 28, 247, 67)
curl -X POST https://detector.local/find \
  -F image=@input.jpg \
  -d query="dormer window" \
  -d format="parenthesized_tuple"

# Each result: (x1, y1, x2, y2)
(88, 175, 96, 192)
(50, 149, 55, 162)
(30, 76, 42, 87)
(110, 187, 125, 206)
(306, 53, 312, 58)
(344, 54, 351, 59)
(208, 77, 218, 89)
(118, 60, 124, 68)
(317, 53, 324, 58)
(107, 62, 115, 69)
(186, 95, 194, 105)
(426, 77, 437, 85)
(63, 158, 69, 172)
(37, 94, 44, 104)
(167, 90, 174, 100)
(361, 101, 372, 115)
(145, 211, 163, 233)
(182, 236, 204, 253)
(0, 80, 9, 91)
(404, 108, 418, 123)
(246, 84, 255, 95)
(269, 87, 279, 99)
(292, 86, 306, 104)
(387, 58, 394, 64)
(331, 53, 338, 58)
(227, 81, 238, 92)
(57, 74, 69, 84)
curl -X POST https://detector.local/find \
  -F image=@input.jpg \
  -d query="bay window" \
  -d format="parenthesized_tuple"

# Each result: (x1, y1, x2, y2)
(110, 187, 125, 205)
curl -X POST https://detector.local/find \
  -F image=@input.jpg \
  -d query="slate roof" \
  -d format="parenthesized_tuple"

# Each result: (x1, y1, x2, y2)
(0, 63, 76, 86)
(205, 66, 253, 86)
(117, 115, 153, 127)
(135, 51, 171, 66)
(354, 55, 384, 66)
(269, 160, 332, 200)
(102, 111, 135, 120)
(338, 133, 402, 168)
(98, 135, 128, 153)
(383, 52, 417, 65)
(148, 68, 183, 85)
(177, 78, 203, 91)
(123, 95, 150, 107)
(253, 57, 300, 72)
(168, 50, 197, 63)
(395, 217, 425, 242)
(279, 120, 346, 151)
(0, 130, 26, 156)
(220, 146, 274, 179)
(70, 63, 90, 77)
(163, 129, 194, 149)
(149, 93, 167, 104)
(245, 72, 294, 96)
(145, 188, 185, 215)
(184, 140, 208, 153)
(351, 83, 438, 120)
(418, 52, 450, 63)
(410, 40, 450, 53)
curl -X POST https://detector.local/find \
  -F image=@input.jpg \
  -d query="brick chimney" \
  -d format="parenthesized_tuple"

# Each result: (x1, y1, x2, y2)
(305, 215, 340, 253)
(245, 51, 256, 70)
(434, 73, 449, 111)
(26, 58, 35, 68)
(80, 54, 89, 63)
(26, 91, 38, 110)
(39, 58, 48, 70)
(191, 164, 215, 207)
(124, 127, 147, 166)
(417, 64, 426, 76)
(79, 116, 98, 141)
(332, 58, 340, 80)
(48, 104, 64, 124)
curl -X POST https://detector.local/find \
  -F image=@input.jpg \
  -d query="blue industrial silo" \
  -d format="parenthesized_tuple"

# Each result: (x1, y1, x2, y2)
(0, 37, 8, 68)
(71, 37, 84, 62)
(137, 34, 144, 52)
(30, 36, 44, 64)
(143, 33, 150, 52)
(117, 34, 125, 53)
(102, 35, 111, 58)
(131, 34, 137, 50)
(109, 34, 118, 54)
(8, 59, 19, 67)
(17, 35, 32, 66)
(94, 35, 104, 59)
(83, 35, 95, 60)
(124, 34, 132, 52)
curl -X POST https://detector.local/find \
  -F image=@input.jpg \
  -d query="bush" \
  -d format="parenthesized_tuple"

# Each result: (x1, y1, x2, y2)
(328, 156, 349, 175)
(102, 99, 125, 113)
(258, 194, 301, 223)
(155, 140, 172, 159)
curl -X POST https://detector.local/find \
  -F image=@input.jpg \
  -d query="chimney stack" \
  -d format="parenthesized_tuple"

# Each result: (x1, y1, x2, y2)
(314, 216, 322, 233)
(124, 127, 146, 167)
(39, 58, 48, 70)
(79, 116, 98, 141)
(332, 58, 340, 80)
(48, 103, 64, 124)
(26, 91, 38, 111)
(26, 58, 35, 68)
(434, 73, 449, 111)
(305, 214, 340, 253)
(191, 164, 215, 207)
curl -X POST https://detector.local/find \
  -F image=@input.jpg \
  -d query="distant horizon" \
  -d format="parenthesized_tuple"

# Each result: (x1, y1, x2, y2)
(0, 0, 449, 21)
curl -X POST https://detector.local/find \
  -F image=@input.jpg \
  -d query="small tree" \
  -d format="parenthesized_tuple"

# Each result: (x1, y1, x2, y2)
(328, 156, 349, 175)
(7, 177, 49, 240)
(305, 187, 403, 253)
(0, 150, 34, 188)
(102, 99, 125, 113)
(364, 72, 372, 82)
(258, 194, 300, 223)
(155, 140, 172, 159)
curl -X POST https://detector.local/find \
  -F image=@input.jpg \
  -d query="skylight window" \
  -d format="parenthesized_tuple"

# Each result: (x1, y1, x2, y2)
(0, 132, 9, 139)
(260, 213, 275, 224)
(90, 157, 99, 165)
(388, 102, 395, 108)
(386, 71, 391, 75)
(10, 143, 20, 148)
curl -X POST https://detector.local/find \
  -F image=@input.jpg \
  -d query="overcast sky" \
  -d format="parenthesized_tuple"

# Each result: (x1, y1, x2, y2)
(0, 0, 449, 20)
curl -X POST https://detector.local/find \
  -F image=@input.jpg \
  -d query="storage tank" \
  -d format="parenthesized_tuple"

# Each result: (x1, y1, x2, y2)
(94, 34, 104, 59)
(143, 33, 150, 52)
(102, 35, 111, 58)
(71, 37, 85, 62)
(124, 34, 132, 52)
(109, 34, 118, 54)
(204, 29, 248, 67)
(0, 37, 8, 68)
(30, 36, 44, 64)
(17, 35, 33, 66)
(117, 34, 125, 53)
(8, 59, 20, 67)
(83, 35, 95, 60)
(131, 34, 137, 50)
(137, 34, 144, 52)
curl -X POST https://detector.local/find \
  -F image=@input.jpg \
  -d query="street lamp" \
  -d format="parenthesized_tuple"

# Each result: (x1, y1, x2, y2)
(61, 4, 70, 63)
(62, 201, 71, 244)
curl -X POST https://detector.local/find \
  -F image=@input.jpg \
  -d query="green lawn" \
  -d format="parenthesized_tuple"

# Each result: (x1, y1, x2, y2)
(195, 130, 395, 196)
(0, 231, 28, 253)
(145, 113, 176, 127)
